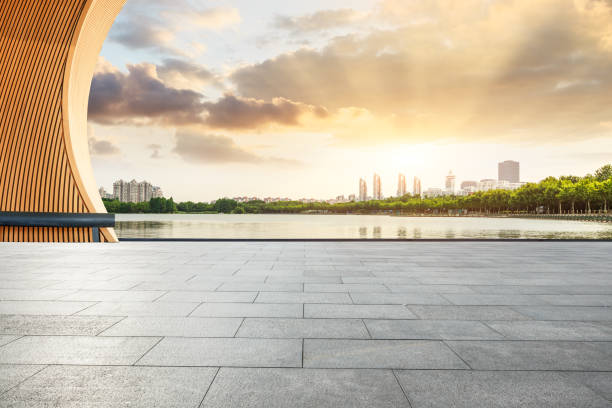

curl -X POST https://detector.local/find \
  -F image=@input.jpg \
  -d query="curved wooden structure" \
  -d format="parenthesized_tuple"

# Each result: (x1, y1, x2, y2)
(0, 0, 126, 242)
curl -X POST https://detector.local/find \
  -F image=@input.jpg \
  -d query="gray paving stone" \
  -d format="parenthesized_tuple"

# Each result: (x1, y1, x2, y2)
(304, 283, 389, 293)
(0, 289, 76, 301)
(59, 290, 166, 302)
(132, 281, 220, 291)
(0, 301, 95, 315)
(447, 340, 612, 371)
(0, 336, 160, 365)
(191, 302, 302, 318)
(304, 339, 468, 369)
(443, 294, 549, 306)
(511, 306, 612, 321)
(395, 370, 611, 408)
(0, 335, 20, 347)
(409, 305, 530, 320)
(137, 337, 302, 367)
(0, 365, 217, 408)
(365, 319, 504, 340)
(76, 301, 199, 317)
(388, 284, 476, 294)
(237, 318, 369, 339)
(350, 293, 451, 305)
(305, 304, 417, 319)
(158, 291, 257, 303)
(563, 372, 612, 401)
(202, 368, 410, 408)
(255, 292, 352, 304)
(0, 315, 122, 336)
(487, 320, 612, 340)
(99, 316, 242, 337)
(218, 282, 303, 292)
(0, 280, 60, 289)
(536, 295, 612, 306)
(0, 365, 44, 394)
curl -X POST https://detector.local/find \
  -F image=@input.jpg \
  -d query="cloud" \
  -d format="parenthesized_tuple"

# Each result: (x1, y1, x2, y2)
(229, 0, 612, 143)
(88, 125, 120, 156)
(203, 94, 328, 130)
(148, 144, 162, 159)
(162, 7, 241, 31)
(88, 62, 206, 126)
(109, 17, 177, 53)
(156, 58, 221, 91)
(273, 9, 368, 35)
(172, 129, 300, 166)
(88, 59, 327, 131)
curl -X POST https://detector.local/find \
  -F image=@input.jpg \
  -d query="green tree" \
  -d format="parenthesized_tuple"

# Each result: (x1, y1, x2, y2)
(594, 164, 612, 182)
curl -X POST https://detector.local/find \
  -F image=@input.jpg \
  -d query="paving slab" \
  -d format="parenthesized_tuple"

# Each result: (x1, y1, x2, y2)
(158, 291, 257, 303)
(202, 368, 410, 408)
(511, 306, 612, 321)
(76, 301, 200, 317)
(350, 293, 451, 305)
(0, 336, 160, 365)
(395, 370, 611, 408)
(59, 290, 166, 302)
(365, 319, 504, 340)
(255, 292, 352, 304)
(191, 302, 303, 318)
(408, 305, 530, 321)
(447, 340, 612, 371)
(304, 283, 389, 293)
(304, 339, 468, 369)
(0, 301, 95, 316)
(99, 316, 243, 337)
(305, 304, 417, 319)
(0, 335, 20, 347)
(443, 294, 550, 306)
(218, 283, 303, 292)
(487, 320, 612, 341)
(137, 337, 302, 367)
(0, 315, 122, 336)
(563, 372, 612, 401)
(0, 365, 217, 408)
(237, 318, 369, 339)
(0, 365, 44, 394)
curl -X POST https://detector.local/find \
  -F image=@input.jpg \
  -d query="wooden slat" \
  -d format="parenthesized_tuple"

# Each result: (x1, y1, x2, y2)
(0, 0, 124, 242)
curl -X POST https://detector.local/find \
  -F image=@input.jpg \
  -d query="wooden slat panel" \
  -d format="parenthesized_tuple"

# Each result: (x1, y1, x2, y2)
(0, 0, 124, 242)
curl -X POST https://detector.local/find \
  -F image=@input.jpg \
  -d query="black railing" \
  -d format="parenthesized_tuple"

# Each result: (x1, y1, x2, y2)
(0, 212, 115, 242)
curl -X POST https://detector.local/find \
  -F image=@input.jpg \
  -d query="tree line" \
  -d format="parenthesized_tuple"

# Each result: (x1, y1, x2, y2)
(103, 164, 612, 215)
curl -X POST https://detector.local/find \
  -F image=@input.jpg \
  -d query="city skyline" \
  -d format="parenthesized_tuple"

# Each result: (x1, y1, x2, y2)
(88, 0, 612, 202)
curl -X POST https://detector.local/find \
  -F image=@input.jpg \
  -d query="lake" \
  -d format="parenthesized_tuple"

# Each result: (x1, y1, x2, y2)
(114, 214, 612, 239)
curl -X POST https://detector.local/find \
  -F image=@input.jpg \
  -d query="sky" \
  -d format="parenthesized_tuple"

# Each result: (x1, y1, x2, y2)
(89, 0, 612, 201)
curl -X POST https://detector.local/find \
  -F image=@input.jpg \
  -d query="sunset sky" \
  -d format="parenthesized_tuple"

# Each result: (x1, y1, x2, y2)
(89, 0, 612, 201)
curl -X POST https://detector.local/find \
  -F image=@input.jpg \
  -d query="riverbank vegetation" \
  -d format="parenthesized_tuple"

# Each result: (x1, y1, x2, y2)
(103, 164, 612, 215)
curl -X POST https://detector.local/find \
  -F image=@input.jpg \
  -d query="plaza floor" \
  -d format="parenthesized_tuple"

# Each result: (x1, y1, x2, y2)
(0, 241, 611, 407)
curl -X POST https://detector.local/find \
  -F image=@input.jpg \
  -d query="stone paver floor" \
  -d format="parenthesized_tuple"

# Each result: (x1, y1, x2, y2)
(0, 241, 611, 407)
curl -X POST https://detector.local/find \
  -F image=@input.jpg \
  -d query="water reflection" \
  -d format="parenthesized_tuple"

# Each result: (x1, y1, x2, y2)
(114, 214, 612, 240)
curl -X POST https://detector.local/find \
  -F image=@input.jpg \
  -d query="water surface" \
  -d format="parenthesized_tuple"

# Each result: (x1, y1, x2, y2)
(115, 214, 612, 239)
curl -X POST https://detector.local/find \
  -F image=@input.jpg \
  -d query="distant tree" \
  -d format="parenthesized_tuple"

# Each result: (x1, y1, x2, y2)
(595, 164, 612, 182)
(214, 198, 238, 213)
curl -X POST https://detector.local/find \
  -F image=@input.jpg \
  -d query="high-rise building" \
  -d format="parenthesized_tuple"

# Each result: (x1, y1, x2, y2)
(348, 194, 356, 201)
(397, 173, 406, 197)
(98, 187, 113, 200)
(445, 171, 456, 194)
(461, 181, 477, 189)
(373, 173, 382, 200)
(152, 186, 164, 198)
(359, 178, 367, 201)
(413, 177, 422, 197)
(112, 179, 163, 203)
(498, 160, 520, 183)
